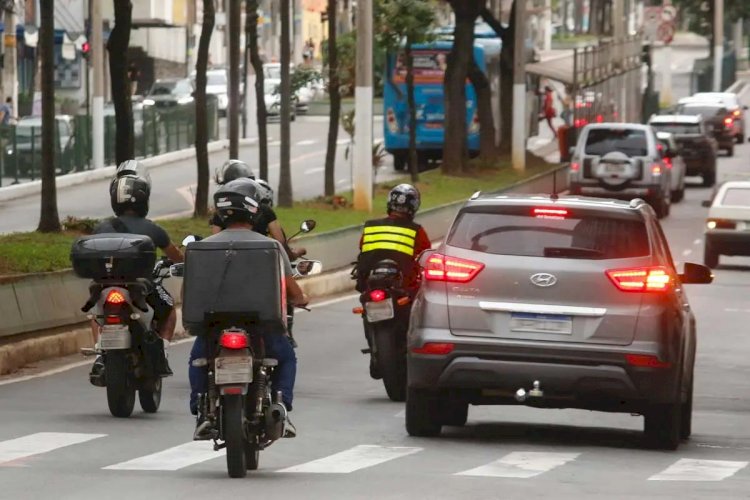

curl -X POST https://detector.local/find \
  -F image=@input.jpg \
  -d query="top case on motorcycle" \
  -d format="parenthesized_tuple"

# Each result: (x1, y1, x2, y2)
(182, 239, 287, 335)
(71, 233, 156, 282)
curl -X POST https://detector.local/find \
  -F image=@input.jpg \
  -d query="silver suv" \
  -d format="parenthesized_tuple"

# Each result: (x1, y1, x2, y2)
(569, 123, 672, 219)
(406, 195, 713, 450)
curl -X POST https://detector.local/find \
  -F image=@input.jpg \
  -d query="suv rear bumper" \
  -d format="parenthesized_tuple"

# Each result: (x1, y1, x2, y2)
(683, 158, 714, 176)
(569, 182, 664, 200)
(706, 230, 750, 255)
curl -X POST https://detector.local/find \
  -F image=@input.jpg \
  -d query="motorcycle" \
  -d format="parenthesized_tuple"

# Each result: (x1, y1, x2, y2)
(285, 219, 317, 346)
(352, 259, 414, 402)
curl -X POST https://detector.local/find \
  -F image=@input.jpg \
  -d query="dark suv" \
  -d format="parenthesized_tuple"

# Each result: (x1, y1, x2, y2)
(406, 195, 713, 450)
(676, 101, 735, 156)
(648, 114, 718, 187)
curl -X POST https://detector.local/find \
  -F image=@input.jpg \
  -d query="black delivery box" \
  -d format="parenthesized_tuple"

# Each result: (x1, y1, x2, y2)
(182, 239, 287, 334)
(71, 233, 156, 281)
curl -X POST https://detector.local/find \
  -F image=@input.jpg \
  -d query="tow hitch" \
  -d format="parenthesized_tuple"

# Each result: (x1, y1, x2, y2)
(515, 380, 544, 403)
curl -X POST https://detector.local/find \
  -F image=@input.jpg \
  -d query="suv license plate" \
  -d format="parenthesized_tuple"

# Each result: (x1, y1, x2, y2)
(604, 163, 624, 173)
(365, 300, 395, 322)
(215, 356, 253, 385)
(510, 313, 573, 335)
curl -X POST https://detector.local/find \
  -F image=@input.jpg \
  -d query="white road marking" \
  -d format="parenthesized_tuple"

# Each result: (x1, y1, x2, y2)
(682, 249, 693, 257)
(103, 441, 219, 471)
(337, 139, 351, 146)
(269, 140, 282, 147)
(649, 459, 748, 481)
(305, 167, 325, 175)
(456, 452, 580, 478)
(694, 239, 702, 245)
(0, 432, 106, 465)
(297, 139, 317, 146)
(394, 410, 405, 418)
(278, 445, 421, 474)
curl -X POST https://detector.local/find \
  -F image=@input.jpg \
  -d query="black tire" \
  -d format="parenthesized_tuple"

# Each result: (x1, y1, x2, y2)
(393, 153, 407, 171)
(138, 377, 162, 414)
(680, 376, 694, 440)
(737, 133, 745, 144)
(244, 441, 260, 471)
(222, 395, 247, 478)
(644, 402, 682, 450)
(704, 243, 719, 269)
(727, 145, 734, 157)
(105, 352, 136, 418)
(374, 325, 407, 402)
(439, 400, 469, 427)
(653, 196, 669, 219)
(703, 168, 716, 188)
(671, 187, 684, 203)
(405, 388, 442, 437)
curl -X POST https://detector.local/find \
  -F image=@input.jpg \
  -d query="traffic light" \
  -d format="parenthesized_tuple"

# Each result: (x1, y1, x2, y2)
(81, 41, 90, 59)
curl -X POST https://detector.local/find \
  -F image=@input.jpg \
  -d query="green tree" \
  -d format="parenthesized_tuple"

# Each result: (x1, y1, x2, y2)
(38, 0, 60, 232)
(193, 0, 215, 217)
(377, 0, 437, 182)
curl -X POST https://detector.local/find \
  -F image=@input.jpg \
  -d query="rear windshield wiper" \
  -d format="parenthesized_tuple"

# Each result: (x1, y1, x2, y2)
(544, 247, 605, 259)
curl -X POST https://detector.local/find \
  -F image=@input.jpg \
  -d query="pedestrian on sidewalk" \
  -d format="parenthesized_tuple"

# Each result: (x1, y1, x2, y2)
(558, 85, 573, 127)
(537, 85, 557, 138)
(0, 97, 14, 126)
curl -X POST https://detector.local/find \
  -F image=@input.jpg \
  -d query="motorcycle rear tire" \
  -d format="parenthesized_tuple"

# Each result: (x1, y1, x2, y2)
(222, 394, 247, 478)
(106, 352, 136, 418)
(374, 324, 407, 402)
(138, 377, 162, 413)
(244, 441, 260, 470)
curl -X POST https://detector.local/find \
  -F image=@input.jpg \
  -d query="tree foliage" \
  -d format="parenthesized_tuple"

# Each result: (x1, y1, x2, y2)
(672, 0, 750, 39)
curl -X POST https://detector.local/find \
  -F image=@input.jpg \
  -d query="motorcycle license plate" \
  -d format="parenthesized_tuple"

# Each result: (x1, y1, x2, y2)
(365, 299, 395, 322)
(99, 325, 131, 350)
(215, 356, 253, 385)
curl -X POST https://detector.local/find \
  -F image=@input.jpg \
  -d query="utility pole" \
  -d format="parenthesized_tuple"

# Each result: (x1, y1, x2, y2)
(512, 0, 527, 171)
(713, 0, 724, 92)
(353, 0, 373, 211)
(92, 0, 104, 169)
(735, 19, 745, 70)
(293, 0, 303, 65)
(2, 6, 18, 118)
(228, 0, 241, 158)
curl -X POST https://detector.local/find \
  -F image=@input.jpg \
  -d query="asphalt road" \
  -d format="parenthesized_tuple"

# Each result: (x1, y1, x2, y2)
(0, 116, 389, 234)
(1, 124, 749, 498)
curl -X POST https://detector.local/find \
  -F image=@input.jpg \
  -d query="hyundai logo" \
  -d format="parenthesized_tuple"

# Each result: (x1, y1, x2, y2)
(530, 273, 558, 287)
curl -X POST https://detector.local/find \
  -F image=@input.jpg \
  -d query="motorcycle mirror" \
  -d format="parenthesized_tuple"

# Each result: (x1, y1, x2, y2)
(296, 259, 323, 277)
(301, 219, 317, 233)
(169, 263, 185, 278)
(181, 234, 202, 246)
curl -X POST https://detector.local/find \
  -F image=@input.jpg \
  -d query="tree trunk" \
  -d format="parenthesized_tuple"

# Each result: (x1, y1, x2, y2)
(248, 0, 269, 180)
(324, 0, 340, 197)
(278, 0, 293, 207)
(108, 0, 134, 164)
(193, 0, 215, 218)
(481, 6, 511, 154)
(468, 60, 497, 159)
(404, 43, 419, 182)
(37, 0, 60, 232)
(443, 0, 482, 174)
(228, 0, 241, 159)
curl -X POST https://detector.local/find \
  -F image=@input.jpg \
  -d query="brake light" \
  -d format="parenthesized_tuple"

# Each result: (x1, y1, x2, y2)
(606, 267, 672, 292)
(724, 117, 733, 127)
(533, 207, 568, 219)
(220, 331, 249, 349)
(651, 164, 662, 175)
(663, 158, 672, 169)
(369, 289, 387, 302)
(570, 162, 580, 172)
(595, 114, 603, 123)
(423, 254, 484, 283)
(105, 290, 126, 305)
(411, 343, 455, 355)
(732, 109, 741, 117)
(574, 118, 589, 128)
(625, 354, 671, 369)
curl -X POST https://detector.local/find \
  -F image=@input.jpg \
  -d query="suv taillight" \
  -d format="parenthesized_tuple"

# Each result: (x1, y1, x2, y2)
(724, 117, 734, 128)
(424, 253, 484, 283)
(606, 266, 672, 292)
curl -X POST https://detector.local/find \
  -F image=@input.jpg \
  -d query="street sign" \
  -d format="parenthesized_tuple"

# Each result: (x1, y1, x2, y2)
(642, 4, 676, 44)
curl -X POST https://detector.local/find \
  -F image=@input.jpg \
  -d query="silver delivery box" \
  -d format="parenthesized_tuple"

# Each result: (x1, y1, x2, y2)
(182, 239, 287, 334)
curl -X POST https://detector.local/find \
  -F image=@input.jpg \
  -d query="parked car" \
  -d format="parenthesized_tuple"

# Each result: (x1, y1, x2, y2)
(648, 114, 717, 187)
(143, 78, 195, 109)
(263, 62, 318, 113)
(103, 101, 145, 141)
(3, 115, 76, 177)
(568, 123, 672, 218)
(263, 79, 296, 121)
(190, 68, 229, 116)
(406, 194, 713, 449)
(687, 92, 747, 144)
(676, 100, 735, 156)
(655, 131, 687, 202)
(702, 180, 750, 268)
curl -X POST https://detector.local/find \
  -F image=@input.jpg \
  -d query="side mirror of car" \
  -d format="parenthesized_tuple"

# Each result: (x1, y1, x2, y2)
(679, 263, 713, 285)
(169, 263, 185, 278)
(701, 200, 711, 208)
(744, 105, 749, 111)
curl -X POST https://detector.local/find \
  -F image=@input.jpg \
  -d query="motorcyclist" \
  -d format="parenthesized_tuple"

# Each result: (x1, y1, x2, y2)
(188, 178, 309, 439)
(89, 161, 184, 384)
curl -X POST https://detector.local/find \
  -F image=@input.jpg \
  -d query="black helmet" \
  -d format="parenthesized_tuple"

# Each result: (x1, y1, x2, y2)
(115, 159, 151, 186)
(214, 159, 254, 185)
(387, 183, 421, 216)
(213, 178, 262, 225)
(110, 174, 151, 217)
(256, 179, 274, 207)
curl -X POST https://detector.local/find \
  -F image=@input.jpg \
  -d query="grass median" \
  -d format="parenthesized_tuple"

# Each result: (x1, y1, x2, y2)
(0, 163, 553, 276)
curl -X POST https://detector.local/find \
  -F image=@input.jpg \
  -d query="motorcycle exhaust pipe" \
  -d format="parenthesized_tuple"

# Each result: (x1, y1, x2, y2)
(264, 391, 287, 441)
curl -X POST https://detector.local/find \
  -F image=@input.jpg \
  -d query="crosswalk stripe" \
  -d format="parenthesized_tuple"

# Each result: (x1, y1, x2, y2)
(649, 459, 749, 481)
(278, 445, 422, 474)
(455, 452, 580, 478)
(0, 432, 106, 465)
(103, 442, 220, 471)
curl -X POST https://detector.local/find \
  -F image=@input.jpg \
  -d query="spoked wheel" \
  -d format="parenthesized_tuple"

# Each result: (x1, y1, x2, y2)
(138, 377, 162, 414)
(222, 395, 247, 478)
(106, 352, 136, 418)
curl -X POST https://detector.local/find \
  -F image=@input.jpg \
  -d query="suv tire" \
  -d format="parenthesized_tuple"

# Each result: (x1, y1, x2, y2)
(704, 243, 719, 269)
(727, 145, 734, 157)
(406, 388, 442, 437)
(439, 399, 469, 427)
(703, 169, 716, 188)
(653, 195, 669, 219)
(644, 402, 682, 450)
(671, 187, 685, 203)
(680, 375, 694, 440)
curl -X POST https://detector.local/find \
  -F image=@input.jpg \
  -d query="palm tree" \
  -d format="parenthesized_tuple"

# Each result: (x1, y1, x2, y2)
(324, 0, 340, 197)
(278, 0, 293, 206)
(193, 0, 215, 217)
(108, 0, 134, 164)
(247, 0, 269, 179)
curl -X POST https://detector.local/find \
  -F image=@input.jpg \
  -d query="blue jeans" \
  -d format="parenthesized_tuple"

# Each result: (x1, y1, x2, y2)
(189, 333, 297, 415)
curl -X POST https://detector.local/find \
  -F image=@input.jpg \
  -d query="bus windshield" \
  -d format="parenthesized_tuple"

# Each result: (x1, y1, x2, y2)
(393, 49, 449, 84)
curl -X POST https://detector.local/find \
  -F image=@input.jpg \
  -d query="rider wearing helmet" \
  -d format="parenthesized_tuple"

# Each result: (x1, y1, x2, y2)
(88, 162, 184, 383)
(187, 178, 308, 439)
(356, 183, 431, 292)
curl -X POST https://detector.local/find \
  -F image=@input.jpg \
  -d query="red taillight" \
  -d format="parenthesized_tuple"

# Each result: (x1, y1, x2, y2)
(574, 118, 589, 128)
(423, 253, 484, 283)
(651, 164, 662, 175)
(105, 290, 126, 305)
(595, 114, 603, 123)
(732, 109, 741, 117)
(570, 162, 580, 172)
(663, 158, 672, 169)
(724, 117, 733, 127)
(105, 315, 122, 325)
(411, 343, 455, 355)
(606, 266, 672, 292)
(625, 354, 671, 369)
(369, 289, 387, 302)
(534, 207, 568, 219)
(220, 331, 248, 349)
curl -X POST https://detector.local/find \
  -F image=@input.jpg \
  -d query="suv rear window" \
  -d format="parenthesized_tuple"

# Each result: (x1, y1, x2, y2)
(652, 123, 701, 135)
(678, 105, 724, 118)
(448, 209, 650, 259)
(585, 129, 648, 156)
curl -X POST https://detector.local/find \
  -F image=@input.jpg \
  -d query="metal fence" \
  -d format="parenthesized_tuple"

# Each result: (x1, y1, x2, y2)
(0, 97, 219, 187)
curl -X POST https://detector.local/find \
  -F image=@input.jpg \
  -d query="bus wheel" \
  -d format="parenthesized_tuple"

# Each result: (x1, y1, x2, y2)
(393, 153, 407, 171)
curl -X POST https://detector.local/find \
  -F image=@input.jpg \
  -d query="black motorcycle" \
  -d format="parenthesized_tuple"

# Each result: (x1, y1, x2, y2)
(354, 259, 414, 402)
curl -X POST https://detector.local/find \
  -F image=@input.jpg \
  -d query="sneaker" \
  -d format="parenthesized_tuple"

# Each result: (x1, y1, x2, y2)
(157, 353, 174, 377)
(283, 416, 297, 438)
(193, 416, 214, 441)
(89, 356, 106, 387)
